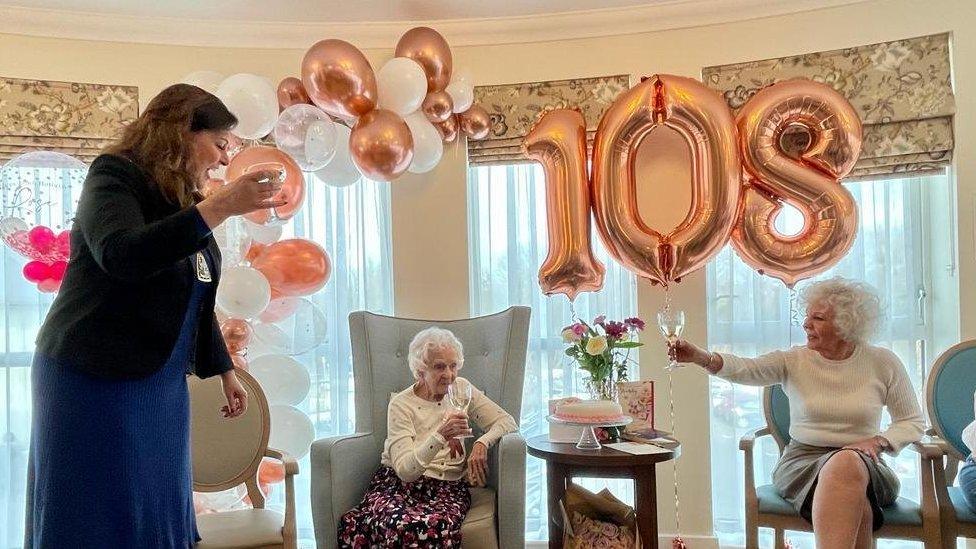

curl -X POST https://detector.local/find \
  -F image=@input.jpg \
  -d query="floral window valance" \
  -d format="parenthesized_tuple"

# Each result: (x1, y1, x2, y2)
(0, 77, 139, 165)
(469, 74, 631, 166)
(702, 33, 954, 180)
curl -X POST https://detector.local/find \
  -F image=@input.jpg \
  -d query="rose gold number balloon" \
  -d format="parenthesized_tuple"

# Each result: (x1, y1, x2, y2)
(395, 27, 453, 92)
(225, 146, 306, 225)
(732, 79, 861, 288)
(349, 109, 414, 181)
(301, 39, 377, 118)
(276, 77, 310, 110)
(591, 74, 741, 286)
(524, 109, 606, 300)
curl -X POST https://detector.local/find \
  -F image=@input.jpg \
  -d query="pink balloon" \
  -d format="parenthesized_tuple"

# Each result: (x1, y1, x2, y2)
(49, 261, 68, 281)
(55, 231, 71, 257)
(37, 278, 60, 293)
(259, 296, 302, 323)
(23, 261, 50, 283)
(28, 226, 55, 252)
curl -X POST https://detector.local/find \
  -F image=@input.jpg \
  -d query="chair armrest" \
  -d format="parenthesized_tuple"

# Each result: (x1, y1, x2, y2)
(739, 426, 771, 452)
(492, 432, 526, 549)
(310, 433, 379, 549)
(910, 441, 945, 461)
(739, 425, 771, 546)
(265, 447, 299, 546)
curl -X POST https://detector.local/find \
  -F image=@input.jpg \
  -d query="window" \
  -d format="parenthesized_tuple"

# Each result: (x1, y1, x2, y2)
(707, 173, 958, 548)
(0, 171, 394, 548)
(468, 163, 639, 541)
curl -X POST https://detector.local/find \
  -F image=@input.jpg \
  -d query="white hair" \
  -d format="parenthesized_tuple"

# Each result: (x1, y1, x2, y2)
(801, 277, 882, 343)
(407, 327, 464, 379)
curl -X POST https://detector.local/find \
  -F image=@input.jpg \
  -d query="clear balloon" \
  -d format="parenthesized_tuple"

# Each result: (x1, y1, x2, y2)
(732, 78, 862, 288)
(349, 110, 414, 182)
(182, 70, 224, 94)
(313, 124, 361, 188)
(251, 239, 332, 297)
(216, 266, 271, 319)
(249, 355, 311, 406)
(404, 112, 444, 174)
(446, 80, 474, 113)
(377, 57, 428, 116)
(216, 73, 279, 140)
(244, 219, 282, 245)
(225, 146, 306, 225)
(591, 74, 741, 286)
(524, 109, 606, 300)
(259, 296, 302, 323)
(274, 104, 338, 171)
(269, 404, 315, 459)
(211, 216, 251, 267)
(394, 27, 453, 92)
(301, 39, 377, 119)
(253, 298, 328, 355)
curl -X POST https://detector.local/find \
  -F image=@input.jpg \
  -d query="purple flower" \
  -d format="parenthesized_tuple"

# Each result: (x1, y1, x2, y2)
(593, 315, 606, 326)
(624, 317, 646, 331)
(604, 321, 627, 340)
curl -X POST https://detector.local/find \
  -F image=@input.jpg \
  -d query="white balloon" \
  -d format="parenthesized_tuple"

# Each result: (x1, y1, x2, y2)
(269, 405, 315, 459)
(216, 266, 271, 319)
(182, 70, 224, 94)
(253, 298, 327, 356)
(404, 112, 444, 174)
(216, 73, 278, 140)
(446, 80, 474, 113)
(243, 219, 283, 245)
(313, 125, 361, 187)
(452, 67, 473, 85)
(274, 104, 337, 171)
(376, 57, 427, 116)
(212, 216, 251, 267)
(249, 355, 311, 406)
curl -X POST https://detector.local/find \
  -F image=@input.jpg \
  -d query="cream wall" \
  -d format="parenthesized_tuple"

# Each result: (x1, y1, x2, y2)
(1, 0, 974, 542)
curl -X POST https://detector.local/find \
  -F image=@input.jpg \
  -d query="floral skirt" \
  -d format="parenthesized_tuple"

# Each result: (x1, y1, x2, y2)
(338, 466, 471, 548)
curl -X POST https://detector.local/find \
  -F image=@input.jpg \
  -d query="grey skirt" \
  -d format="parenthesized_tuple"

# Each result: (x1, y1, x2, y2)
(772, 441, 900, 531)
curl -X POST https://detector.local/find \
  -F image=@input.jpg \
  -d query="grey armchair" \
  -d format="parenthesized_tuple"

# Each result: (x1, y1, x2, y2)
(310, 306, 530, 549)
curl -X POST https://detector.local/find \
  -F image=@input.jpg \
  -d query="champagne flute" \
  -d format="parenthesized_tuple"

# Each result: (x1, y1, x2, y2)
(657, 309, 685, 371)
(447, 381, 473, 440)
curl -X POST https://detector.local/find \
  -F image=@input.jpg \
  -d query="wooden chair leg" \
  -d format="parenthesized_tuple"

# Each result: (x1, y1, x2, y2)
(774, 529, 786, 549)
(745, 521, 759, 549)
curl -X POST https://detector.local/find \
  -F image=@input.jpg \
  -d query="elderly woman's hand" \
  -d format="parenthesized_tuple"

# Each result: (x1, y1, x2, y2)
(467, 441, 488, 487)
(437, 411, 472, 440)
(669, 339, 715, 369)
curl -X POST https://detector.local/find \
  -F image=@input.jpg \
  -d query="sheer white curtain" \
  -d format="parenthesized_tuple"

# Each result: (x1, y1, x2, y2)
(467, 163, 639, 542)
(0, 172, 393, 549)
(707, 174, 949, 549)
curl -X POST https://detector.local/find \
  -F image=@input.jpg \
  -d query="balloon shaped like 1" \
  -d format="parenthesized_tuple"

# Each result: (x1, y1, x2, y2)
(732, 78, 862, 288)
(590, 74, 742, 286)
(523, 109, 606, 301)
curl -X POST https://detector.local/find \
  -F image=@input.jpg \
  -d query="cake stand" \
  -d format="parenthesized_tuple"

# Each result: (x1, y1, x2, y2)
(547, 415, 633, 450)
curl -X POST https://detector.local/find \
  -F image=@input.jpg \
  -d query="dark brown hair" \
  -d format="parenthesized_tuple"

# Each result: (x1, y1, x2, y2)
(106, 83, 237, 207)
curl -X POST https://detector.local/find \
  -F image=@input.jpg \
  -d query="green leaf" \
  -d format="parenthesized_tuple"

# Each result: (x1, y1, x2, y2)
(615, 342, 643, 348)
(564, 348, 576, 356)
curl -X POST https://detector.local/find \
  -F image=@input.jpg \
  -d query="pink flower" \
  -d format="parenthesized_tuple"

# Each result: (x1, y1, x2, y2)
(625, 317, 646, 331)
(593, 315, 606, 326)
(604, 321, 627, 339)
(571, 323, 587, 337)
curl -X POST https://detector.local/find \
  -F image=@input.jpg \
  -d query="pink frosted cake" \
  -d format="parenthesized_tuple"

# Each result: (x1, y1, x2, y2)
(553, 398, 626, 424)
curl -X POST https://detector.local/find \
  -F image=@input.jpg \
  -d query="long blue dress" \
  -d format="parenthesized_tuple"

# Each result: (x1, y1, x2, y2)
(26, 250, 214, 548)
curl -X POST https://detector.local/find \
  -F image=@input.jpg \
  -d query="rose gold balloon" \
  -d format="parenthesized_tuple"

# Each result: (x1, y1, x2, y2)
(225, 146, 306, 225)
(301, 39, 377, 118)
(251, 238, 332, 297)
(591, 74, 741, 286)
(259, 296, 301, 323)
(458, 104, 490, 140)
(276, 77, 310, 110)
(349, 109, 414, 181)
(732, 78, 861, 288)
(220, 318, 253, 355)
(394, 27, 453, 92)
(524, 109, 605, 300)
(231, 354, 248, 370)
(245, 242, 265, 264)
(435, 115, 459, 143)
(422, 90, 454, 123)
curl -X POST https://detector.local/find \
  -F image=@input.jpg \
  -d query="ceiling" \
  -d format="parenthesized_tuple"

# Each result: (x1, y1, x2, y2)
(0, 0, 678, 23)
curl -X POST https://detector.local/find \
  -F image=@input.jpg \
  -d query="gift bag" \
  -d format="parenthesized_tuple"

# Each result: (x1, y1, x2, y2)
(560, 482, 640, 548)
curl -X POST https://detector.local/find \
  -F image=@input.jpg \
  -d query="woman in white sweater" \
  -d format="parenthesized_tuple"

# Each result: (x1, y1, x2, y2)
(672, 278, 924, 549)
(337, 326, 517, 547)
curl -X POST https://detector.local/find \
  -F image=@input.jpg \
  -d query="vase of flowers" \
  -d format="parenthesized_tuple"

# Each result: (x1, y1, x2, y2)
(561, 315, 645, 401)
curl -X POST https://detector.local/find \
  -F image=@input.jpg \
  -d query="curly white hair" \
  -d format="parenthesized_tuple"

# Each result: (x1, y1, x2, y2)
(407, 327, 464, 379)
(801, 277, 882, 343)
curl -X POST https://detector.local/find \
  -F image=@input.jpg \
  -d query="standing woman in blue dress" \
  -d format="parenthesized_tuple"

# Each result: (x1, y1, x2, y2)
(26, 84, 286, 548)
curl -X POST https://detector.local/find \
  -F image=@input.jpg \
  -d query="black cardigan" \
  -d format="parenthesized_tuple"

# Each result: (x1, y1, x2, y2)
(35, 154, 233, 380)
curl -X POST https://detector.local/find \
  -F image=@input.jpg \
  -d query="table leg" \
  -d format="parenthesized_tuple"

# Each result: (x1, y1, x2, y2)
(546, 462, 569, 549)
(634, 465, 659, 549)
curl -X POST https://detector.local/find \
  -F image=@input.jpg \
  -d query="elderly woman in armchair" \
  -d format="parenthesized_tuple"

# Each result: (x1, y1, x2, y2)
(337, 327, 518, 547)
(672, 277, 924, 549)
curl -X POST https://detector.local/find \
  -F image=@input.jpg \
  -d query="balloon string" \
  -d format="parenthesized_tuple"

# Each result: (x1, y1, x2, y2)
(668, 368, 682, 536)
(788, 288, 799, 347)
